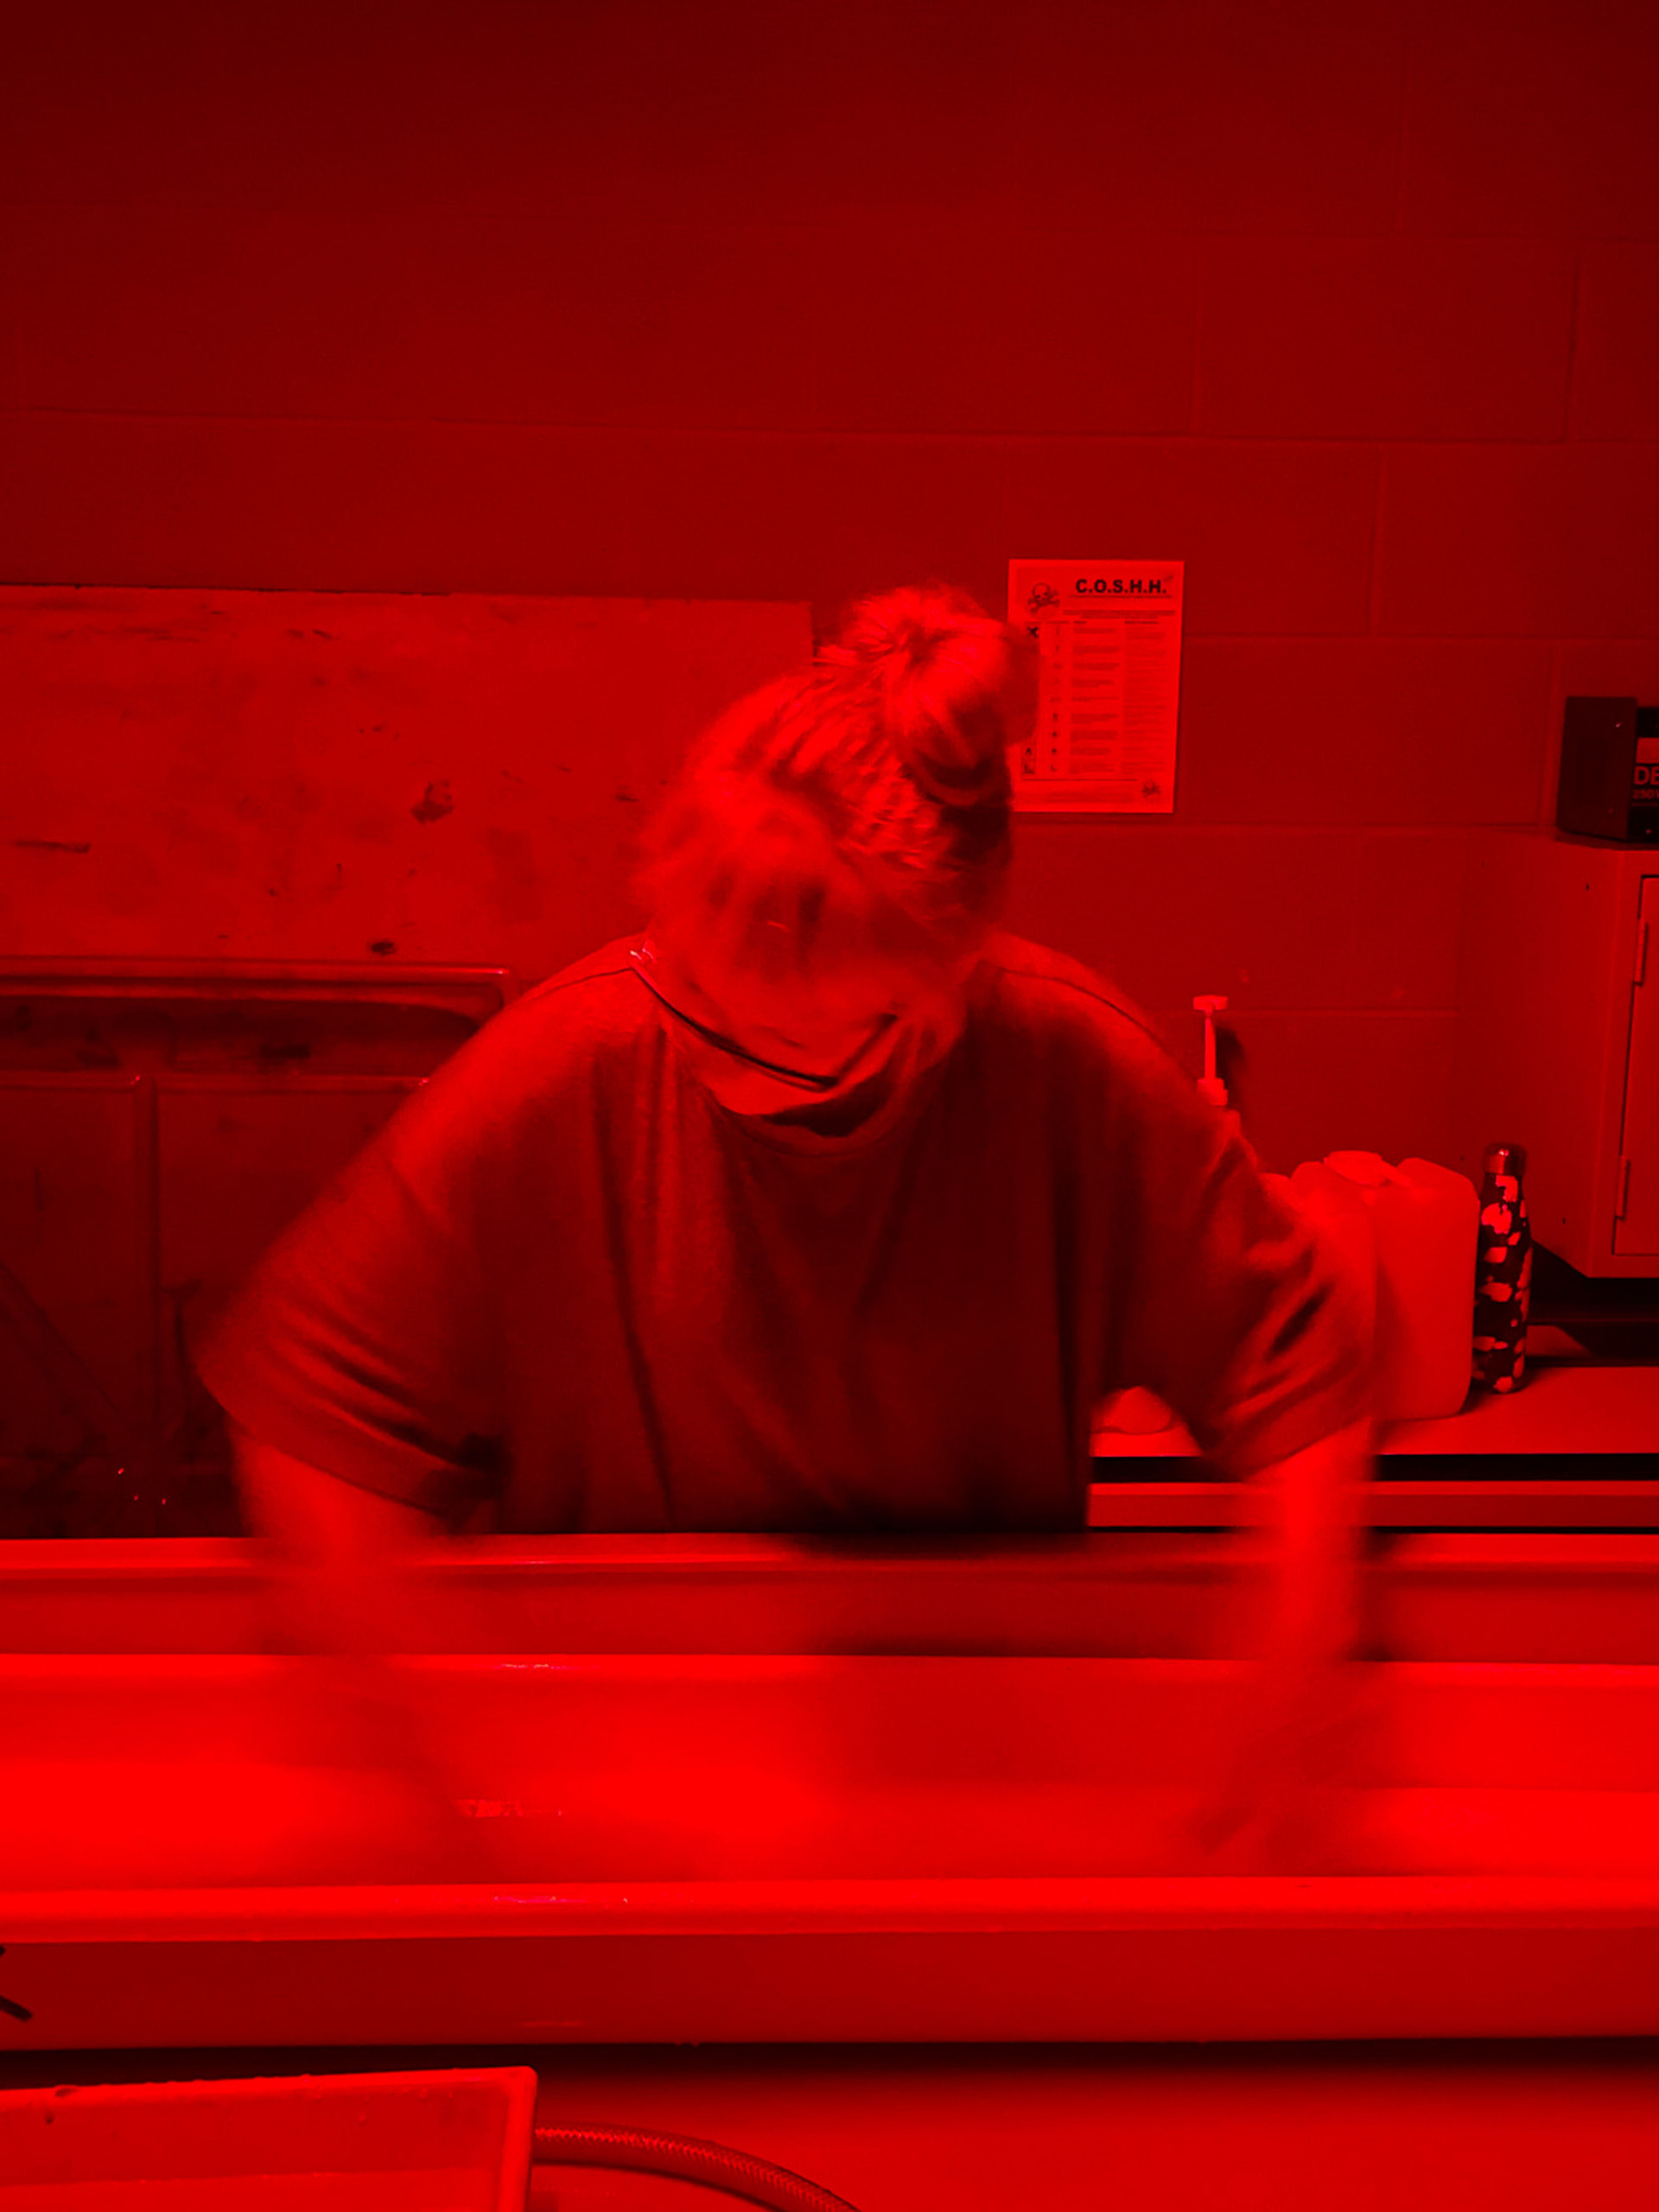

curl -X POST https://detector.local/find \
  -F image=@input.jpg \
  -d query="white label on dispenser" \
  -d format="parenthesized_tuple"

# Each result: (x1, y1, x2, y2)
(1007, 560, 1183, 815)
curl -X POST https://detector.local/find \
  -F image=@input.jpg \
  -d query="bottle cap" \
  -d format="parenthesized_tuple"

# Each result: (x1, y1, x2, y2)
(1483, 1141, 1528, 1179)
(1325, 1149, 1391, 1186)
(1192, 996, 1228, 1091)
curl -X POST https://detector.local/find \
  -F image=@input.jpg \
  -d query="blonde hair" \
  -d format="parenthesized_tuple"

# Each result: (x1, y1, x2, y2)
(635, 584, 1034, 988)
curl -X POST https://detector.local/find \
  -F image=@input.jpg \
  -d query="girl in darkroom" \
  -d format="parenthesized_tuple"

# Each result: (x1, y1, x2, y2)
(196, 582, 1373, 1859)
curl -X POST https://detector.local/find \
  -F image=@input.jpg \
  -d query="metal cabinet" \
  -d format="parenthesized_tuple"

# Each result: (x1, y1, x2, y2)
(1453, 828, 1659, 1276)
(1617, 874, 1659, 1255)
(0, 959, 516, 1534)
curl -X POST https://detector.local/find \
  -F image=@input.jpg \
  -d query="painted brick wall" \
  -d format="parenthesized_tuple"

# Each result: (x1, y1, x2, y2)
(4, 0, 1659, 1171)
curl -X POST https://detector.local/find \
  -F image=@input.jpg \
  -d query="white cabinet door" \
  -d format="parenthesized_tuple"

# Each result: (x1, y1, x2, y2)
(1614, 876, 1659, 1253)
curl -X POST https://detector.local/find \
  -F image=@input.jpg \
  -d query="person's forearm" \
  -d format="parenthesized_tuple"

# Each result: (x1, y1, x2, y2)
(230, 1427, 484, 1873)
(1195, 1412, 1374, 1857)
(233, 1425, 465, 1783)
(1243, 1414, 1373, 1663)
(232, 1424, 444, 1658)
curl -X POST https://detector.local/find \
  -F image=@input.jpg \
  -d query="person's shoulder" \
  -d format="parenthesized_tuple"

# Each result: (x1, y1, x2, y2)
(975, 933, 1218, 1151)
(467, 934, 654, 1079)
(511, 935, 645, 1031)
(977, 930, 1175, 1065)
(400, 935, 649, 1138)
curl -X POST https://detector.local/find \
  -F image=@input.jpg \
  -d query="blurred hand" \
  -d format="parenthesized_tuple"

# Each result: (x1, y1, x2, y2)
(1192, 1648, 1370, 1872)
(271, 1656, 493, 1885)
(1192, 1414, 1375, 1870)
(233, 1429, 498, 1881)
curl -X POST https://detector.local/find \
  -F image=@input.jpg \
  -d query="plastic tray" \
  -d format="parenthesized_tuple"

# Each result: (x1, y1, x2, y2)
(0, 2065, 537, 2209)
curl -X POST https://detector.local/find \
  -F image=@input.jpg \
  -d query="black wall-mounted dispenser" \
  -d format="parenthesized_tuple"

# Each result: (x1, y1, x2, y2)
(1557, 696, 1659, 842)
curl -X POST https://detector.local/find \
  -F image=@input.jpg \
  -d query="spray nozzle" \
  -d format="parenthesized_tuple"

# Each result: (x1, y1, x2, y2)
(1193, 995, 1229, 1109)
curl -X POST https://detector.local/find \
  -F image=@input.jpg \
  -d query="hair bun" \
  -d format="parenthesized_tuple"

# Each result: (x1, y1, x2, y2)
(829, 584, 989, 679)
(882, 607, 959, 674)
(824, 583, 1034, 808)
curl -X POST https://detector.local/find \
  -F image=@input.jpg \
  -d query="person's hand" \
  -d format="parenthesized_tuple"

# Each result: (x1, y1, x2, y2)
(261, 1755, 489, 1888)
(235, 1431, 491, 1881)
(264, 1656, 493, 1885)
(1191, 1647, 1370, 1872)
(1192, 1414, 1376, 1871)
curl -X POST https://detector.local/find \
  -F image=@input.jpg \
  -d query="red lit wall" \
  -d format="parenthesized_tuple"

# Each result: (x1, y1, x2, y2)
(4, 1, 1659, 1170)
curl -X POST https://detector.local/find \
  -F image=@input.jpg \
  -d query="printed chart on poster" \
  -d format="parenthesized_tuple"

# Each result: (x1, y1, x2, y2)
(1007, 560, 1184, 814)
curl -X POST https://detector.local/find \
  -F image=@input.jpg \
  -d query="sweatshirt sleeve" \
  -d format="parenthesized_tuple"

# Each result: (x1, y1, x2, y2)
(191, 1064, 508, 1525)
(1112, 1032, 1374, 1478)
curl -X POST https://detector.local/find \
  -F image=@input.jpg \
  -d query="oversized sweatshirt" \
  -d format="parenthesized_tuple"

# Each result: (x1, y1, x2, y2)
(194, 931, 1371, 1532)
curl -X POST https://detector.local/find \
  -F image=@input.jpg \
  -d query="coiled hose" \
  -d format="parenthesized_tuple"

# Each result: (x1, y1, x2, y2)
(532, 2122, 860, 2209)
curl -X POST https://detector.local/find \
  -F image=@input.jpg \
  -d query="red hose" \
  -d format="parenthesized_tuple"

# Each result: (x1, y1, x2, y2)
(532, 2122, 860, 2209)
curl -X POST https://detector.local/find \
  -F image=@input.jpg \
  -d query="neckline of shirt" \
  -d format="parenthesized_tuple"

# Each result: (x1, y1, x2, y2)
(691, 1027, 948, 1156)
(610, 942, 993, 1159)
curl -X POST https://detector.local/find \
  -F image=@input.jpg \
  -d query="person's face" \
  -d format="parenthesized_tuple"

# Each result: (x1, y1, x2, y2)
(642, 927, 973, 1117)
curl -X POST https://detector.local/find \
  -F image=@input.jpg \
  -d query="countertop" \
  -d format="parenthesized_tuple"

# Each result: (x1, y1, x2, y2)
(1090, 1344, 1659, 1527)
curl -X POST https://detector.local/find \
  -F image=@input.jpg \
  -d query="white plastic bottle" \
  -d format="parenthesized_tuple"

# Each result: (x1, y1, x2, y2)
(1099, 1018, 1479, 1440)
(1309, 1152, 1479, 1421)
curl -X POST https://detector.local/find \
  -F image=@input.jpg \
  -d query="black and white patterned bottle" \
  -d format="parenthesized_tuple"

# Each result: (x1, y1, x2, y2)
(1472, 1141, 1533, 1394)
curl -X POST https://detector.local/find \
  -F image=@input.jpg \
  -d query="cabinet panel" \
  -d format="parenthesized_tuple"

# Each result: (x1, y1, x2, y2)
(1453, 831, 1657, 1275)
(0, 962, 509, 1534)
(159, 1077, 420, 1442)
(0, 1082, 149, 1438)
(1614, 876, 1659, 1253)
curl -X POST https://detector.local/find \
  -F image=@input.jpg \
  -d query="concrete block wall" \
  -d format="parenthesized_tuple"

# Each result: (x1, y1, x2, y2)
(4, 0, 1659, 1171)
